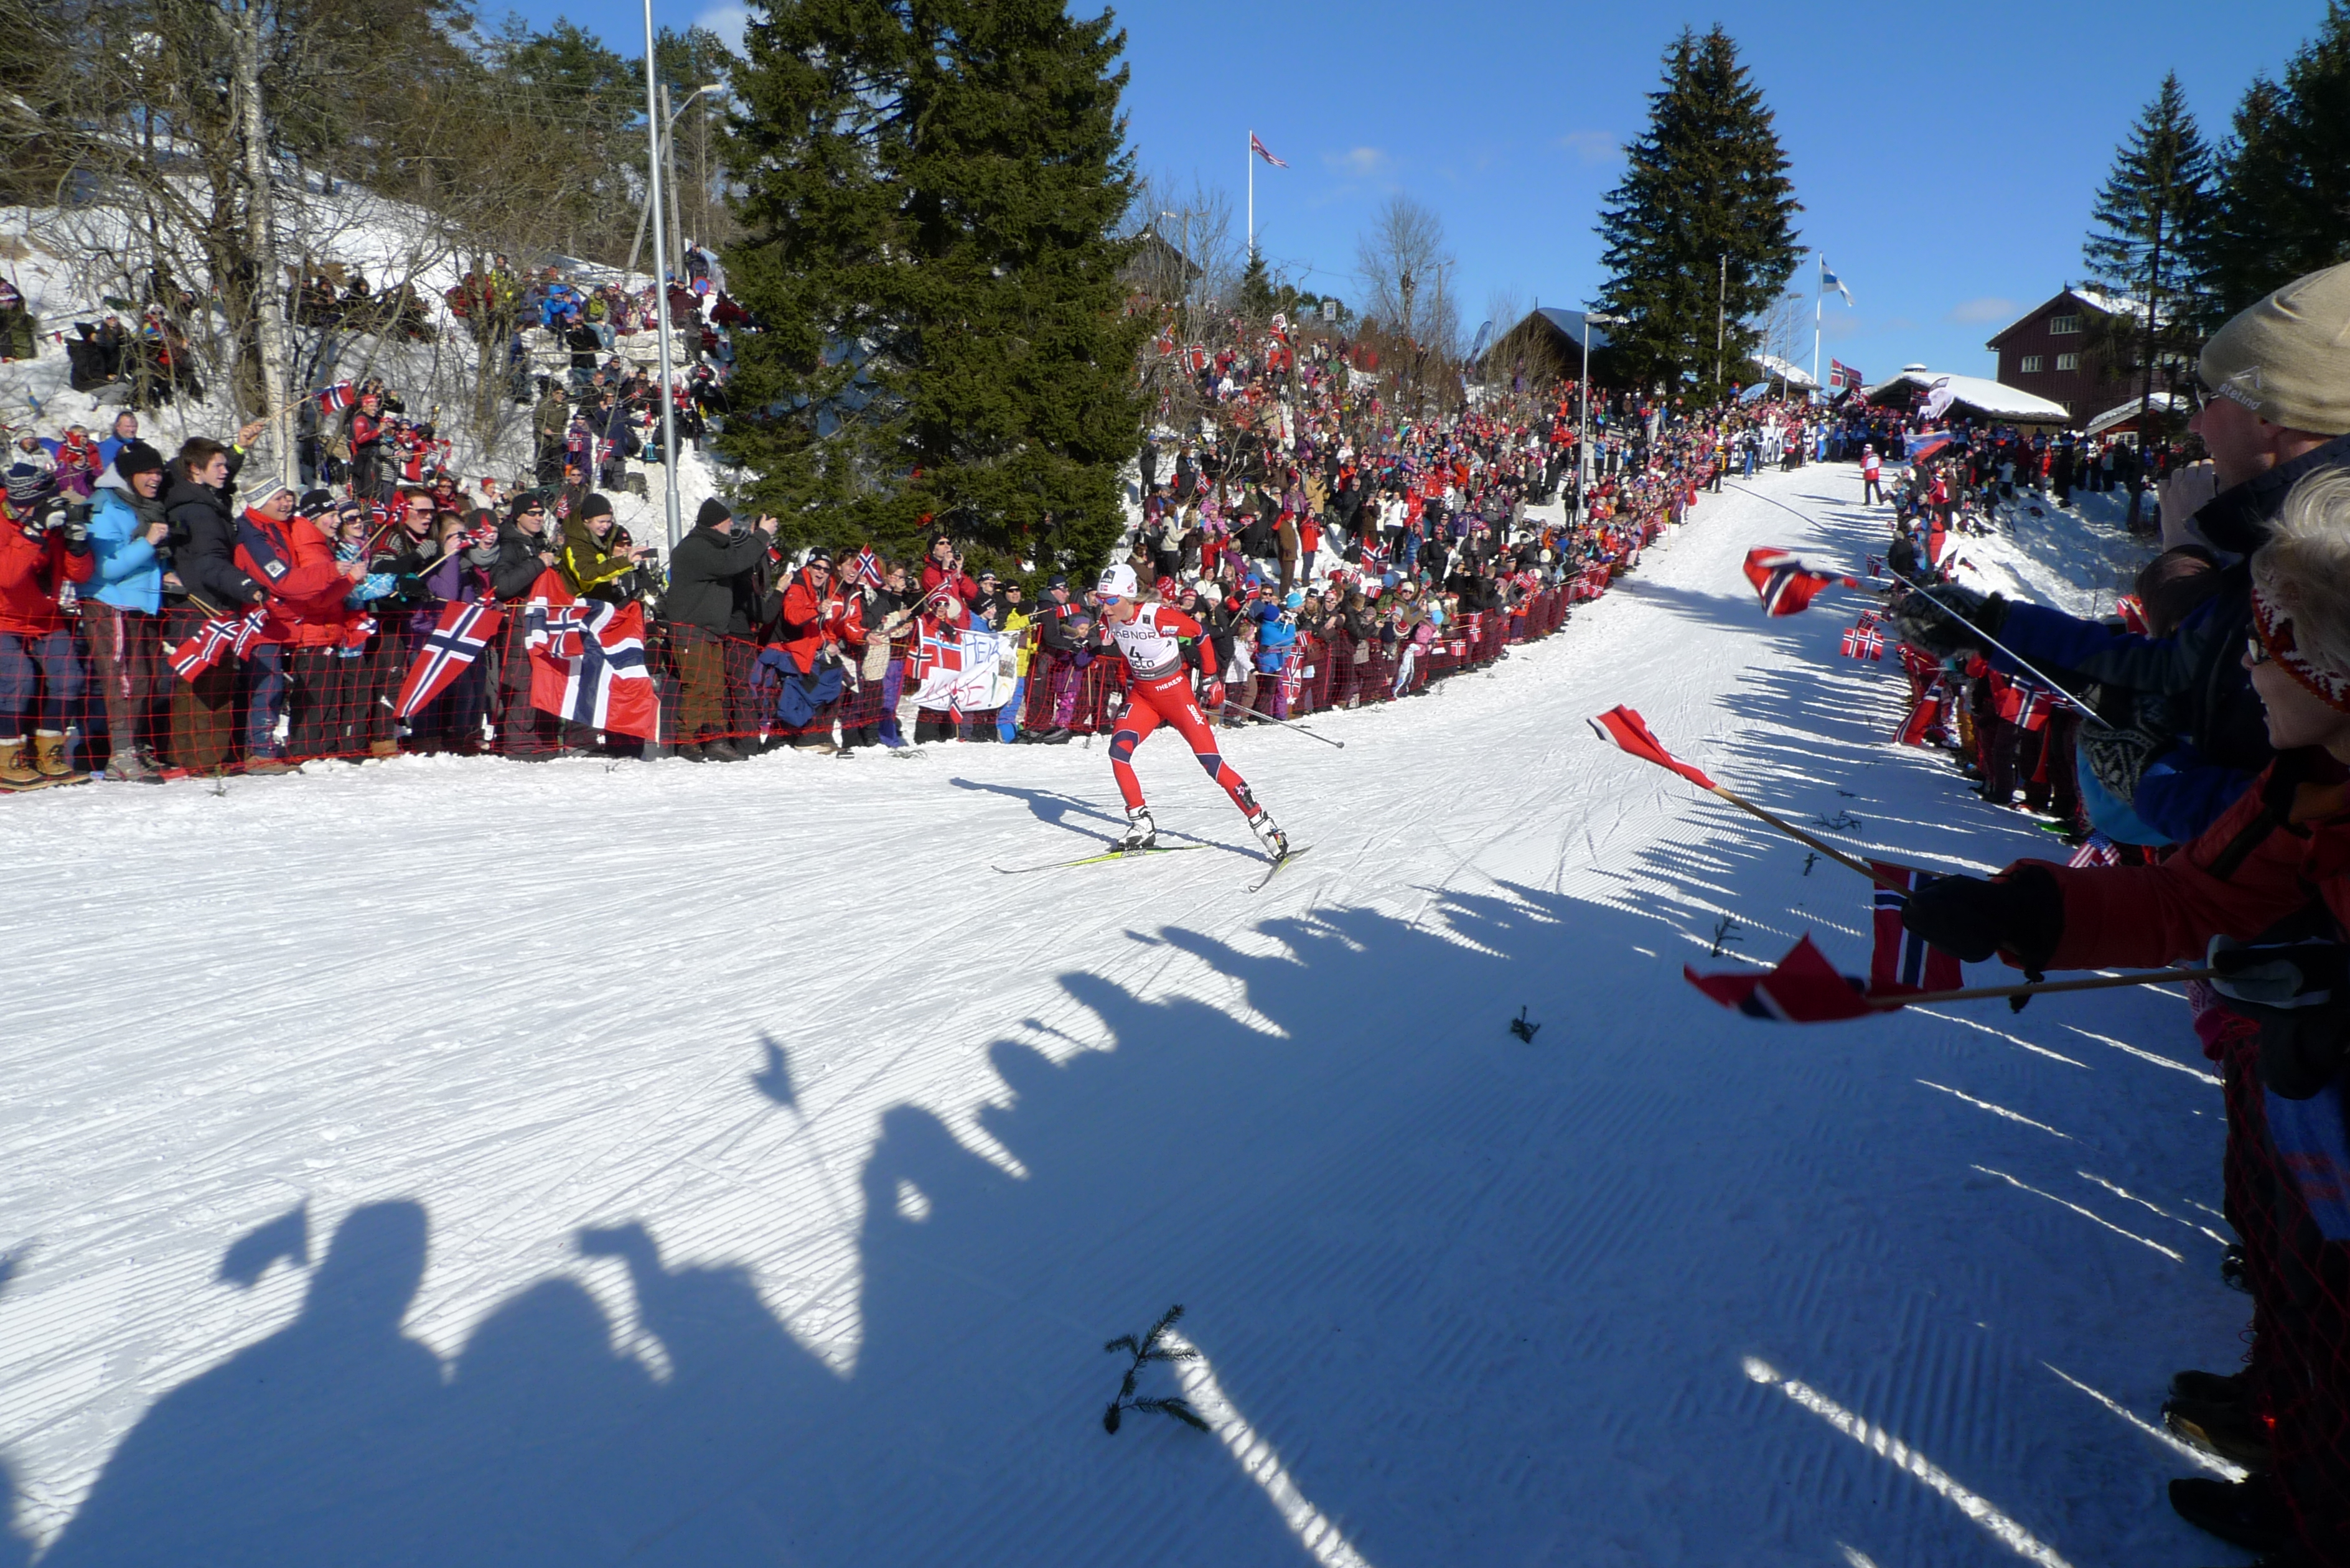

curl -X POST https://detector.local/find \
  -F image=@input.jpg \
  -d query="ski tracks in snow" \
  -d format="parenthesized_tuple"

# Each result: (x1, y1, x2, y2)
(0, 467, 2237, 1564)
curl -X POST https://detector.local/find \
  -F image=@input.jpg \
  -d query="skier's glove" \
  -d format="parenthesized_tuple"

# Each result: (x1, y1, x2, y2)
(1888, 585, 2005, 658)
(1201, 679, 1226, 711)
(1900, 864, 2062, 968)
(2208, 936, 2350, 1099)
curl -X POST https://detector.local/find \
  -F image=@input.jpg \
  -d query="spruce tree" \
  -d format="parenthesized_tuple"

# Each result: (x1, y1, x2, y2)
(723, 0, 1143, 576)
(2082, 71, 2211, 520)
(2195, 4, 2350, 319)
(1593, 26, 1800, 399)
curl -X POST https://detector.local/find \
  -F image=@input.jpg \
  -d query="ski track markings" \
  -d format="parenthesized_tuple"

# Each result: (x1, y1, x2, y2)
(0, 465, 2220, 1564)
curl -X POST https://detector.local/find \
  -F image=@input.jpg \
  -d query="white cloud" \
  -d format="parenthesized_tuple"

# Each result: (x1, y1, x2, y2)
(1557, 131, 1617, 166)
(695, 3, 748, 52)
(1322, 146, 1386, 177)
(1947, 296, 2018, 324)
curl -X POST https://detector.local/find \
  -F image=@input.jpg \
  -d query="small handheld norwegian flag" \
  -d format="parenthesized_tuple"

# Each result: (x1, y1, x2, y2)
(1743, 548, 1859, 617)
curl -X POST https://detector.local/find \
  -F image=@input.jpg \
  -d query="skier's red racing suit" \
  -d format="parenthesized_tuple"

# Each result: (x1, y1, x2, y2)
(1100, 603, 1260, 818)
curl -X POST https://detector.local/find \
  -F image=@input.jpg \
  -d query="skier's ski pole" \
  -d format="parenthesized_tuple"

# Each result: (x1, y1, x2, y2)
(1882, 566, 2109, 729)
(1219, 701, 1346, 749)
(1873, 966, 2216, 1008)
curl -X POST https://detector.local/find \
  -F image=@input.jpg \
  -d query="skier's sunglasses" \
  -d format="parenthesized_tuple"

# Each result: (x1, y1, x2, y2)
(1096, 594, 1126, 607)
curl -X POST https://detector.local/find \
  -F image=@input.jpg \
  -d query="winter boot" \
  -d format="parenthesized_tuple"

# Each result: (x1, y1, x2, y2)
(2169, 1475, 2291, 1553)
(703, 736, 746, 763)
(1032, 726, 1072, 744)
(1116, 806, 1156, 852)
(33, 732, 87, 785)
(878, 716, 905, 748)
(1248, 808, 1290, 859)
(369, 739, 400, 760)
(2171, 1368, 2253, 1406)
(0, 737, 47, 791)
(104, 745, 163, 784)
(2164, 1397, 2272, 1472)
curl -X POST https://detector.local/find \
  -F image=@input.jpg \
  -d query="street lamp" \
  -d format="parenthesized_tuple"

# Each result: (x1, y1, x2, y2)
(1580, 311, 1626, 516)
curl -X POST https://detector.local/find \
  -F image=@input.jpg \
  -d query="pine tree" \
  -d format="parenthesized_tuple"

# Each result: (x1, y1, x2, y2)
(723, 0, 1143, 576)
(2195, 4, 2350, 319)
(1237, 248, 1275, 320)
(1593, 26, 1800, 399)
(2082, 72, 2211, 521)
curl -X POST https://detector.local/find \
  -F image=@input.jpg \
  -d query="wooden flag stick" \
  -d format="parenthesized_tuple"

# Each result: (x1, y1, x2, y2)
(1701, 781, 1920, 885)
(1871, 966, 2214, 1008)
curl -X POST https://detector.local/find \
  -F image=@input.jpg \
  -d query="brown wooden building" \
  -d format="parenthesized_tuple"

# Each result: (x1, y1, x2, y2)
(1984, 288, 2142, 425)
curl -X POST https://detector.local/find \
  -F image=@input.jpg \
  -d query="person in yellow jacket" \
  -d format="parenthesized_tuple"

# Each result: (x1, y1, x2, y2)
(997, 579, 1034, 740)
(558, 494, 655, 604)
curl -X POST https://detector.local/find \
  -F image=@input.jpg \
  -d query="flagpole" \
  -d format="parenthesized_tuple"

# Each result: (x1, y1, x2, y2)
(1873, 966, 2215, 1008)
(1247, 128, 1253, 254)
(1811, 256, 1823, 404)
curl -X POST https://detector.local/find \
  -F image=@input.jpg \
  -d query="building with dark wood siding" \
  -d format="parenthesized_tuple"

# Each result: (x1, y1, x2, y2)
(1984, 288, 2143, 425)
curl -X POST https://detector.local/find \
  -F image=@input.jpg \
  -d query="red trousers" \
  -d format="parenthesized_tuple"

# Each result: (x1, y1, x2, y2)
(1109, 671, 1254, 814)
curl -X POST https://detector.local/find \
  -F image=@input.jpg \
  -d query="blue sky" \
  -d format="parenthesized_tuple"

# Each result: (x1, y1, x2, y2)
(515, 0, 2326, 381)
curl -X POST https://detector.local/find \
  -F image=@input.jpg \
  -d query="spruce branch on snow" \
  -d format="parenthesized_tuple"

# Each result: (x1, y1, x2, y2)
(1102, 1304, 1209, 1435)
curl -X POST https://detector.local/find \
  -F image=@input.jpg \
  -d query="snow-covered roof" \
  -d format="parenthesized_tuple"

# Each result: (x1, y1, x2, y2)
(2082, 390, 2189, 438)
(1528, 307, 1611, 351)
(1986, 287, 2150, 346)
(1858, 368, 2071, 423)
(1751, 353, 1817, 390)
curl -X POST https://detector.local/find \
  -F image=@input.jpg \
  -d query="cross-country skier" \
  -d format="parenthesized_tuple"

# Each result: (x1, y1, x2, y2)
(1092, 562, 1288, 858)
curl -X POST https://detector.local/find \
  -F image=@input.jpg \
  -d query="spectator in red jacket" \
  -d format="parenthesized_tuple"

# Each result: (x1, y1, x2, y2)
(772, 549, 862, 750)
(233, 477, 366, 770)
(0, 492, 95, 789)
(919, 535, 976, 607)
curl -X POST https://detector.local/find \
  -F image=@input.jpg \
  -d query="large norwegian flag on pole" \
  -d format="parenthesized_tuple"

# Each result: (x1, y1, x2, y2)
(1743, 548, 1859, 617)
(394, 600, 505, 718)
(1249, 131, 1287, 167)
(522, 571, 658, 739)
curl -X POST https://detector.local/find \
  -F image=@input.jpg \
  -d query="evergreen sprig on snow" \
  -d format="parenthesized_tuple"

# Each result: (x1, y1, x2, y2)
(1102, 1304, 1210, 1435)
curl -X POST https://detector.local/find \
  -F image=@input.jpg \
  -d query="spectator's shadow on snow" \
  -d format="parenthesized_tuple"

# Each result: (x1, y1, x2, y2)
(39, 875, 2164, 1564)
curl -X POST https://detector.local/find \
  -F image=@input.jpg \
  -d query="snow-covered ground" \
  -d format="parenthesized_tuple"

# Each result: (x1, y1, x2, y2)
(0, 463, 2235, 1567)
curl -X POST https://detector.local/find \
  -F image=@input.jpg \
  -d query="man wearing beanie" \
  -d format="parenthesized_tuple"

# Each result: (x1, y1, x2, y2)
(159, 436, 267, 773)
(1893, 259, 2350, 844)
(82, 441, 172, 780)
(663, 497, 777, 760)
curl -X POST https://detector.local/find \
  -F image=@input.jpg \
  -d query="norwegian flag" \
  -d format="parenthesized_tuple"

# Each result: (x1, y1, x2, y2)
(394, 600, 505, 718)
(848, 546, 884, 590)
(1588, 704, 1718, 790)
(2069, 831, 2123, 868)
(1853, 610, 1883, 630)
(1840, 623, 1884, 661)
(1995, 674, 2055, 733)
(1895, 676, 1948, 747)
(523, 571, 658, 738)
(2114, 594, 2148, 634)
(1865, 554, 1885, 578)
(1686, 935, 1878, 1022)
(1249, 131, 1287, 168)
(315, 381, 357, 416)
(1867, 861, 1965, 997)
(1743, 548, 1857, 616)
(168, 608, 269, 681)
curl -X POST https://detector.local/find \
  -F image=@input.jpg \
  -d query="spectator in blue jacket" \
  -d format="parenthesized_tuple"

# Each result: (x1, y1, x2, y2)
(83, 442, 169, 780)
(1250, 589, 1300, 719)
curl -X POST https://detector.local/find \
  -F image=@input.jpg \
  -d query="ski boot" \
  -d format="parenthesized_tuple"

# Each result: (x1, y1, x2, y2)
(1116, 806, 1157, 852)
(1248, 808, 1289, 859)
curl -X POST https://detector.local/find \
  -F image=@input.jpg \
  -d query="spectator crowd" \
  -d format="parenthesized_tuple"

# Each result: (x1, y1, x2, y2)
(1879, 261, 2350, 1568)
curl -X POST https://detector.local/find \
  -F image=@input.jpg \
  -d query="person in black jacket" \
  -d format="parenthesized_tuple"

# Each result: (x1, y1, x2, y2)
(161, 433, 268, 772)
(663, 497, 775, 761)
(484, 492, 566, 758)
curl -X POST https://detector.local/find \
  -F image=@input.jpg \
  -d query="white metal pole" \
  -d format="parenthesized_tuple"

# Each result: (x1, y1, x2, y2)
(1579, 316, 1591, 518)
(1811, 255, 1823, 404)
(1246, 129, 1253, 255)
(643, 0, 681, 549)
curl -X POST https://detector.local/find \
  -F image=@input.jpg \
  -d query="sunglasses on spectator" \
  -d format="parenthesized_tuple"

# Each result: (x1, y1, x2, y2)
(2247, 630, 2271, 666)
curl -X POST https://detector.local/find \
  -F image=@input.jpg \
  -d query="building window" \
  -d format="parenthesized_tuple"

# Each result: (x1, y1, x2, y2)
(2056, 352, 2081, 371)
(2020, 354, 2044, 373)
(2049, 314, 2082, 335)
